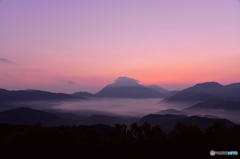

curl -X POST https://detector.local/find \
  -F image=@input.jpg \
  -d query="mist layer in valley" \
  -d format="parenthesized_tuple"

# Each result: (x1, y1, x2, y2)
(1, 78, 240, 126)
(51, 98, 184, 117)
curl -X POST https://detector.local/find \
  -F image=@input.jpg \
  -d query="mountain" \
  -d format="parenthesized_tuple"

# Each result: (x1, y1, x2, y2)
(0, 108, 65, 125)
(146, 85, 169, 94)
(72, 91, 95, 98)
(223, 83, 240, 101)
(157, 109, 185, 115)
(139, 114, 235, 132)
(165, 82, 240, 102)
(184, 100, 240, 111)
(95, 77, 165, 98)
(0, 107, 138, 126)
(0, 89, 84, 103)
(85, 115, 138, 126)
(0, 107, 235, 131)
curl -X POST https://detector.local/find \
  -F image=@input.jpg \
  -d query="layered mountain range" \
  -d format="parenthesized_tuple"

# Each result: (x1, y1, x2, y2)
(0, 107, 235, 132)
(2, 78, 239, 102)
(0, 77, 240, 123)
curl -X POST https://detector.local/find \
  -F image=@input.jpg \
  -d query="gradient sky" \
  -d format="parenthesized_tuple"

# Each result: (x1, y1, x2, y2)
(0, 0, 240, 93)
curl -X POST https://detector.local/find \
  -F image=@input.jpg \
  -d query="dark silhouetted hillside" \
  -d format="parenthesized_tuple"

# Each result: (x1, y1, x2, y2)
(157, 109, 185, 115)
(165, 82, 240, 102)
(0, 89, 84, 103)
(146, 85, 169, 94)
(96, 77, 165, 98)
(185, 100, 240, 111)
(0, 108, 138, 126)
(72, 91, 95, 98)
(139, 114, 235, 132)
(0, 107, 64, 125)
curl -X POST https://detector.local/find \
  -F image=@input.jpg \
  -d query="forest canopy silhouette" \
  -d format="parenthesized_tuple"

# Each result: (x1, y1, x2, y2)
(0, 122, 239, 159)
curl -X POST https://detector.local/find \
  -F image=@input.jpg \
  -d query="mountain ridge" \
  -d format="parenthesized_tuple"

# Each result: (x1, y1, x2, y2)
(0, 89, 85, 103)
(95, 77, 168, 98)
(165, 82, 240, 102)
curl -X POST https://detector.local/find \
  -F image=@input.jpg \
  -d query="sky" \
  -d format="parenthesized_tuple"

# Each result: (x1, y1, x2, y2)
(0, 0, 240, 93)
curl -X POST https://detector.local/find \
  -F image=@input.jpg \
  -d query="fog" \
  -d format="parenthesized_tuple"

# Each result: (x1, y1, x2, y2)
(51, 98, 186, 117)
(49, 98, 240, 124)
(2, 98, 239, 124)
(184, 109, 240, 124)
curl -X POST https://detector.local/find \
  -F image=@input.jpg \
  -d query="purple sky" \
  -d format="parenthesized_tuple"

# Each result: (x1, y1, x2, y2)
(0, 0, 240, 93)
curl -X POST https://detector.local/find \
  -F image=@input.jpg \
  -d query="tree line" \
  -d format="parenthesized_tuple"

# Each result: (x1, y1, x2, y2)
(0, 122, 239, 159)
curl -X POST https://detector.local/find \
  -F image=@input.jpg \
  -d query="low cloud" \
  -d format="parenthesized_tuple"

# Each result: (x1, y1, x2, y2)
(0, 58, 11, 64)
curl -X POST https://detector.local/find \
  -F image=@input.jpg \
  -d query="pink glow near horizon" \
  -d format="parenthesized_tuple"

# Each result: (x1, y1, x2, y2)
(0, 0, 240, 93)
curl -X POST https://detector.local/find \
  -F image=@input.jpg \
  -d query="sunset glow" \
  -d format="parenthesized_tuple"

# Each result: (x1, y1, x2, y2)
(0, 0, 239, 92)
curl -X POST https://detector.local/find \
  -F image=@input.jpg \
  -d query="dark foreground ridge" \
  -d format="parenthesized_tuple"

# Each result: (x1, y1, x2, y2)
(0, 122, 239, 159)
(0, 108, 236, 132)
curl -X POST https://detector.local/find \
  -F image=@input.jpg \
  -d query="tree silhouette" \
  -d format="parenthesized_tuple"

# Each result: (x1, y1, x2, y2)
(0, 122, 239, 159)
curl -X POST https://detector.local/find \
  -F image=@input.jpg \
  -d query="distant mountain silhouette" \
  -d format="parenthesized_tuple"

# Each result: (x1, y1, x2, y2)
(95, 77, 165, 98)
(165, 82, 240, 102)
(0, 108, 65, 125)
(0, 89, 84, 103)
(85, 115, 138, 125)
(0, 107, 235, 133)
(157, 109, 185, 115)
(185, 100, 240, 111)
(139, 114, 235, 132)
(223, 83, 240, 101)
(0, 107, 236, 133)
(146, 85, 179, 97)
(146, 85, 169, 94)
(72, 91, 94, 98)
(0, 107, 138, 126)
